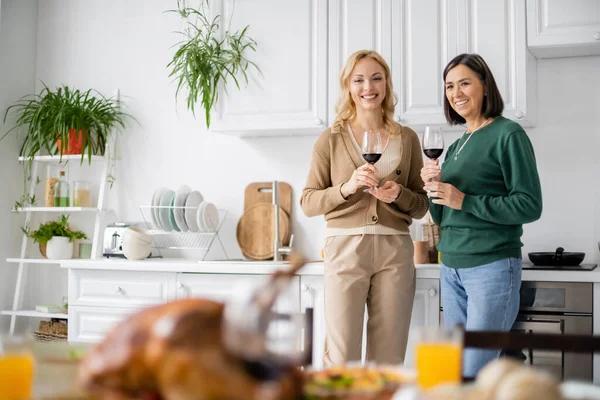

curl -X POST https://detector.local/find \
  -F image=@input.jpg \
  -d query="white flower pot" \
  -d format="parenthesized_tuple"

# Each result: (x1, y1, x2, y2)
(46, 236, 74, 260)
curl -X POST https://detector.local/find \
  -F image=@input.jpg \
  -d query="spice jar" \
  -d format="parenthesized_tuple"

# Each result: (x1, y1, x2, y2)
(73, 180, 92, 207)
(44, 165, 60, 207)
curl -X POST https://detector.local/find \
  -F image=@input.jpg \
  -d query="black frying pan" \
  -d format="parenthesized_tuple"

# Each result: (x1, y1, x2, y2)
(528, 247, 585, 266)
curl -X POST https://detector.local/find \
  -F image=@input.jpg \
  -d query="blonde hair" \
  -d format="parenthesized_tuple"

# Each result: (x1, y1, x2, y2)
(331, 50, 399, 136)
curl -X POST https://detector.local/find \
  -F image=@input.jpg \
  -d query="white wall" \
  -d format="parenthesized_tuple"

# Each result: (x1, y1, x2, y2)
(0, 0, 38, 333)
(523, 56, 600, 265)
(21, 0, 600, 271)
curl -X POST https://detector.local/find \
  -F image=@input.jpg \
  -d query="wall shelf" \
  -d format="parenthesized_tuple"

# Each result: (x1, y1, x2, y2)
(6, 258, 62, 265)
(13, 207, 103, 213)
(1, 310, 68, 319)
(18, 155, 106, 163)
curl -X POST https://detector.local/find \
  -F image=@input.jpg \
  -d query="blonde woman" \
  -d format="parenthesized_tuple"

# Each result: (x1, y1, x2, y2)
(300, 50, 429, 367)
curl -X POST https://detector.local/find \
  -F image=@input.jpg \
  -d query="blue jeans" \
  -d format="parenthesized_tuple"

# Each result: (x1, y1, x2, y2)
(440, 258, 522, 378)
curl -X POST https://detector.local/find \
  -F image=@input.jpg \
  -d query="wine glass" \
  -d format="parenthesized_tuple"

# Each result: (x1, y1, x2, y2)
(361, 129, 383, 191)
(422, 126, 444, 160)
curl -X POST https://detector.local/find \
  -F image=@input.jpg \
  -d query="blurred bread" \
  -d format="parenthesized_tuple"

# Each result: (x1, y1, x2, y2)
(476, 358, 523, 396)
(494, 368, 562, 400)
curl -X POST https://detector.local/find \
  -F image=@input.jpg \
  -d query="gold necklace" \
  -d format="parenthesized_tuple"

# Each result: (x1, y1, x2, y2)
(453, 118, 492, 160)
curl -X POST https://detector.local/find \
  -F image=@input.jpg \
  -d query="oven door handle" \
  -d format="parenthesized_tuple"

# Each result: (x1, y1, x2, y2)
(513, 320, 563, 333)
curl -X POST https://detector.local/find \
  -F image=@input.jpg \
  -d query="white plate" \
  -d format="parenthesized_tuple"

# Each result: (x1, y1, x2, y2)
(201, 202, 219, 232)
(173, 185, 192, 232)
(158, 189, 176, 232)
(184, 191, 204, 232)
(195, 202, 207, 232)
(151, 187, 169, 229)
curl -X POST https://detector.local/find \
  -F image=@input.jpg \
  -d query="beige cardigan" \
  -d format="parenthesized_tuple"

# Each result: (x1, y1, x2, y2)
(300, 123, 429, 232)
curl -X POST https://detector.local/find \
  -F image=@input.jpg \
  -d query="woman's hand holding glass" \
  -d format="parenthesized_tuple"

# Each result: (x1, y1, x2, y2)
(341, 164, 379, 198)
(424, 181, 465, 210)
(420, 159, 442, 183)
(366, 181, 401, 203)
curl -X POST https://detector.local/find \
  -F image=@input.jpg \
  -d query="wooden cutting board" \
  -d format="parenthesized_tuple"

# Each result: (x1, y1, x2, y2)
(244, 182, 292, 218)
(236, 203, 291, 260)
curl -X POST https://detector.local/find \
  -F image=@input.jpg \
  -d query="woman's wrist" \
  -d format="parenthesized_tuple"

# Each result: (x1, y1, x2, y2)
(340, 182, 353, 198)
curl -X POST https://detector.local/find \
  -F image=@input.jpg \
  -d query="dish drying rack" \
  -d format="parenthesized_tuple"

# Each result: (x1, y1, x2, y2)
(138, 205, 228, 261)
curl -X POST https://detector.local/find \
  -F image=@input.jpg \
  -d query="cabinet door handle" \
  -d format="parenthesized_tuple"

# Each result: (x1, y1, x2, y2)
(428, 288, 437, 297)
(515, 111, 524, 119)
(116, 286, 123, 294)
(593, 32, 600, 41)
(177, 282, 184, 289)
(315, 118, 323, 125)
(302, 284, 310, 292)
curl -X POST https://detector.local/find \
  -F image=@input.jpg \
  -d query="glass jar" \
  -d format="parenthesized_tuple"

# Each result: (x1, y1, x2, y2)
(44, 165, 60, 207)
(53, 171, 70, 207)
(72, 180, 92, 207)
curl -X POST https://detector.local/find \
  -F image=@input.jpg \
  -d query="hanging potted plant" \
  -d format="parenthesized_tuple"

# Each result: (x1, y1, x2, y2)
(25, 215, 87, 259)
(167, 0, 259, 128)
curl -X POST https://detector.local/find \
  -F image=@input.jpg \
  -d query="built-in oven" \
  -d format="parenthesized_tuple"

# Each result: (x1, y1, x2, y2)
(513, 281, 593, 381)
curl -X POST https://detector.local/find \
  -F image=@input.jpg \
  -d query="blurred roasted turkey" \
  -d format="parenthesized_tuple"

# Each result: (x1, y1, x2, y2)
(77, 254, 307, 400)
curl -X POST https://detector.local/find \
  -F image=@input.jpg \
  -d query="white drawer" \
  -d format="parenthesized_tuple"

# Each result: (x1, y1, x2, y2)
(69, 269, 176, 307)
(68, 306, 139, 343)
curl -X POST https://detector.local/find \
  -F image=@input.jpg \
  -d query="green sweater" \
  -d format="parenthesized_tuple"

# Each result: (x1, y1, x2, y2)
(430, 117, 542, 268)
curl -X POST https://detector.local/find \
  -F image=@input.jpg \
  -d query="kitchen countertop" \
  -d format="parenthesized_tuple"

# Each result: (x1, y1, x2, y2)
(61, 259, 600, 282)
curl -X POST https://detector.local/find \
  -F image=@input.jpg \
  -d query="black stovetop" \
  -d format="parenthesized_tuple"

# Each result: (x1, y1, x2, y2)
(522, 263, 597, 271)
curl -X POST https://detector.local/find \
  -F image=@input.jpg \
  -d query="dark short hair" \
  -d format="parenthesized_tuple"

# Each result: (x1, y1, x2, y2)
(442, 53, 504, 125)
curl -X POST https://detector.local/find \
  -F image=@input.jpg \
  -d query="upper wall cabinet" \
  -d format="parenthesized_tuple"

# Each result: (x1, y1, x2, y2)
(391, 0, 459, 129)
(391, 0, 536, 130)
(527, 0, 600, 58)
(209, 0, 328, 137)
(464, 0, 537, 127)
(327, 0, 392, 125)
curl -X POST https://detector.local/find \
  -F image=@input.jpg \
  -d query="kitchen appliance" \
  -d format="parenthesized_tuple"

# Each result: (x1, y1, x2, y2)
(103, 222, 131, 258)
(512, 281, 593, 381)
(528, 247, 585, 266)
(522, 263, 597, 271)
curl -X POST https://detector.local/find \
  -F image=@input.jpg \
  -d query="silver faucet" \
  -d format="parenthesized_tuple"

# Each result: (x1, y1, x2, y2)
(272, 180, 294, 261)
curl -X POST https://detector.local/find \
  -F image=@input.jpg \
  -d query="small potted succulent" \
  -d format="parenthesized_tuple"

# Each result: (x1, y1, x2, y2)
(25, 215, 87, 259)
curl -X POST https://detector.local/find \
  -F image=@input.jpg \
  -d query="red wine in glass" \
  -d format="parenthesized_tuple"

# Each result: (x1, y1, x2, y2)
(362, 153, 382, 164)
(361, 129, 383, 191)
(422, 126, 444, 160)
(423, 148, 443, 159)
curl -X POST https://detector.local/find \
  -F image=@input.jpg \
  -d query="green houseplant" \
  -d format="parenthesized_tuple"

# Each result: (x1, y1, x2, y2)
(25, 214, 87, 259)
(167, 0, 258, 128)
(2, 83, 131, 208)
(2, 83, 129, 161)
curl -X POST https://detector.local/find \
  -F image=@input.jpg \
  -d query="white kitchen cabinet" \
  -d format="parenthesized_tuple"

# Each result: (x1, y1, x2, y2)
(67, 269, 177, 343)
(176, 273, 264, 302)
(68, 306, 138, 343)
(328, 0, 392, 124)
(391, 0, 536, 129)
(464, 0, 537, 127)
(391, 0, 459, 129)
(300, 276, 440, 369)
(209, 0, 328, 137)
(404, 278, 440, 368)
(69, 269, 176, 307)
(527, 0, 600, 58)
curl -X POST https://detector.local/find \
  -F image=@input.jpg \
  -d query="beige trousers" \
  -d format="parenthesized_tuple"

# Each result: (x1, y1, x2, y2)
(322, 234, 416, 367)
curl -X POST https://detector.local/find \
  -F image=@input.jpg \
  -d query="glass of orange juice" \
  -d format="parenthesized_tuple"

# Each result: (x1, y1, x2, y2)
(415, 327, 462, 390)
(0, 336, 35, 399)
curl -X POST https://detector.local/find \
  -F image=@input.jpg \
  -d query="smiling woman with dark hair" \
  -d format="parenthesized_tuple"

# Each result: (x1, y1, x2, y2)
(421, 53, 543, 378)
